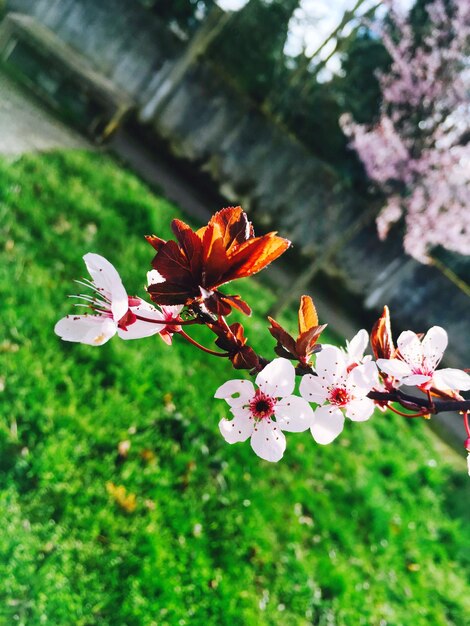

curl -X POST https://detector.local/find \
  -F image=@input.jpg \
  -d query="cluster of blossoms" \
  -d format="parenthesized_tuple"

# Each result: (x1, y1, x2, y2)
(55, 208, 470, 472)
(216, 323, 470, 462)
(342, 0, 470, 262)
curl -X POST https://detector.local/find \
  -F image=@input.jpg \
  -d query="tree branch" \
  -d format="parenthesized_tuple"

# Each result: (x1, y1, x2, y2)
(367, 390, 470, 414)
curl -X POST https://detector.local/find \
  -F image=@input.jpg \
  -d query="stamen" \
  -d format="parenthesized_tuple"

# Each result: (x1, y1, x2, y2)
(329, 387, 351, 406)
(74, 278, 99, 292)
(69, 294, 98, 304)
(249, 390, 276, 419)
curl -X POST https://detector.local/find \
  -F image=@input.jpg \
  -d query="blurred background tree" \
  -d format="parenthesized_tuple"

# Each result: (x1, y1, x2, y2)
(343, 0, 470, 261)
(138, 0, 217, 35)
(208, 0, 299, 103)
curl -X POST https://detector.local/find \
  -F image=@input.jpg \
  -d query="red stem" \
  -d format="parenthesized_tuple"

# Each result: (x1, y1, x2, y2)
(217, 315, 232, 334)
(135, 314, 197, 326)
(387, 404, 430, 418)
(426, 390, 436, 413)
(463, 411, 470, 438)
(179, 329, 230, 357)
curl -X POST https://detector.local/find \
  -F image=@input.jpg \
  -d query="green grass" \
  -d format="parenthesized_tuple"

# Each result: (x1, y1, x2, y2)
(0, 151, 469, 626)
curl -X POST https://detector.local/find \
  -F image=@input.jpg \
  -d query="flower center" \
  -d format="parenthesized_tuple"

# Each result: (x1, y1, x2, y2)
(329, 386, 351, 406)
(249, 391, 276, 419)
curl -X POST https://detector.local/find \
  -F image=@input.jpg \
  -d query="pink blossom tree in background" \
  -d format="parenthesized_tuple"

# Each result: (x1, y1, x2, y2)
(342, 0, 470, 262)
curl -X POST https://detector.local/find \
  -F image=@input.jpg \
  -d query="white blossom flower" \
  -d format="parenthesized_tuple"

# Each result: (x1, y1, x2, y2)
(215, 358, 314, 462)
(300, 346, 378, 444)
(341, 329, 371, 368)
(54, 253, 165, 346)
(376, 326, 470, 391)
(126, 299, 183, 343)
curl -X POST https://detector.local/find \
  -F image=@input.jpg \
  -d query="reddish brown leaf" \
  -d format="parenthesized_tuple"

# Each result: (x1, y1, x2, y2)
(211, 322, 258, 370)
(205, 206, 254, 253)
(203, 292, 232, 316)
(200, 223, 232, 286)
(370, 306, 395, 360)
(212, 322, 245, 353)
(296, 324, 327, 358)
(226, 232, 290, 282)
(220, 294, 252, 316)
(147, 239, 197, 304)
(148, 207, 289, 314)
(269, 297, 326, 364)
(232, 346, 259, 370)
(298, 295, 318, 335)
(267, 317, 297, 358)
(171, 219, 204, 278)
(274, 345, 297, 359)
(145, 234, 166, 252)
(229, 322, 246, 344)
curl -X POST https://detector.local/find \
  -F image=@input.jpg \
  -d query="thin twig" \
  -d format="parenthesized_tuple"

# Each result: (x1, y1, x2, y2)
(179, 330, 230, 357)
(134, 314, 197, 326)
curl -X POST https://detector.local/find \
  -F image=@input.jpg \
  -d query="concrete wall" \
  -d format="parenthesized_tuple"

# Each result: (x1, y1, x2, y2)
(6, 0, 179, 101)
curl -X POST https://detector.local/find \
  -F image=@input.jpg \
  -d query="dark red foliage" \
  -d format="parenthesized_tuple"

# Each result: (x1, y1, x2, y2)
(146, 207, 290, 315)
(268, 295, 326, 365)
(211, 322, 259, 370)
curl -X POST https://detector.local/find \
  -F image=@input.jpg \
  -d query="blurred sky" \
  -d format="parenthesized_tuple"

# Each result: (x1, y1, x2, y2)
(217, 0, 414, 78)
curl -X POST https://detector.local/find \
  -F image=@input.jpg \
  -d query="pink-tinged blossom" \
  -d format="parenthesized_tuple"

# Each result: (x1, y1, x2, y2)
(215, 358, 314, 462)
(127, 300, 183, 344)
(343, 0, 470, 262)
(54, 253, 165, 346)
(377, 326, 470, 391)
(300, 347, 378, 445)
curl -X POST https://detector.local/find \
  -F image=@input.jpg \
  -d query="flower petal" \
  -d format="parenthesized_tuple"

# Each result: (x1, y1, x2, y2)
(397, 330, 423, 367)
(162, 304, 184, 318)
(117, 320, 163, 340)
(346, 329, 369, 363)
(255, 358, 295, 397)
(54, 315, 116, 346)
(401, 374, 432, 387)
(250, 419, 286, 462)
(422, 326, 447, 370)
(214, 379, 255, 407)
(219, 407, 254, 443)
(348, 361, 378, 397)
(345, 397, 375, 421)
(299, 374, 328, 404)
(274, 395, 314, 432)
(83, 253, 128, 322)
(131, 299, 166, 320)
(433, 368, 470, 391)
(315, 346, 347, 385)
(310, 405, 344, 445)
(118, 300, 166, 340)
(376, 358, 413, 379)
(147, 269, 166, 285)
